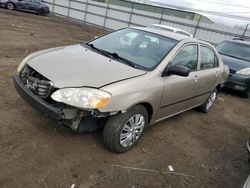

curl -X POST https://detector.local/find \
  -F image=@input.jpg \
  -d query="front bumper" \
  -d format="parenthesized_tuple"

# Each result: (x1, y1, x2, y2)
(224, 73, 250, 92)
(14, 75, 64, 120)
(14, 75, 107, 132)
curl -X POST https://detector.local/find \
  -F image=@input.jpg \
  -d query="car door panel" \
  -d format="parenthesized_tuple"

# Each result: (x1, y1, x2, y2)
(157, 72, 205, 119)
(157, 44, 201, 119)
(29, 0, 40, 12)
(16, 0, 30, 10)
(198, 45, 221, 94)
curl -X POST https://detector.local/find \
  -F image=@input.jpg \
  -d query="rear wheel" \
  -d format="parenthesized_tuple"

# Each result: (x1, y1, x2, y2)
(198, 88, 218, 113)
(242, 88, 250, 98)
(6, 2, 15, 10)
(38, 8, 45, 15)
(103, 105, 148, 153)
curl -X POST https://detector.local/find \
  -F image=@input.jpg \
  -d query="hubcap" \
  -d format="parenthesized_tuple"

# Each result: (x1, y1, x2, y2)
(206, 91, 217, 110)
(7, 3, 14, 10)
(120, 114, 145, 148)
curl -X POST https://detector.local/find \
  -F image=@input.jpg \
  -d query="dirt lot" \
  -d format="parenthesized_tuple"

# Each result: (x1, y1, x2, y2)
(0, 9, 250, 188)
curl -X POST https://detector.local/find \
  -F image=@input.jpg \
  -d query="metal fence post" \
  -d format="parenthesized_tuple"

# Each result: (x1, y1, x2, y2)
(159, 8, 164, 24)
(83, 0, 89, 22)
(193, 16, 201, 38)
(103, 1, 109, 29)
(52, 0, 55, 12)
(128, 2, 134, 27)
(67, 0, 71, 18)
(242, 24, 249, 38)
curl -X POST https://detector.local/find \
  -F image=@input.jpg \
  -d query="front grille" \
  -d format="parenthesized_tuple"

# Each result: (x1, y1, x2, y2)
(20, 65, 53, 98)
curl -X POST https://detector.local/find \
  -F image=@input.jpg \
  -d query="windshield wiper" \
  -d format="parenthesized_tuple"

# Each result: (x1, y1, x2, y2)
(86, 43, 112, 58)
(106, 52, 138, 68)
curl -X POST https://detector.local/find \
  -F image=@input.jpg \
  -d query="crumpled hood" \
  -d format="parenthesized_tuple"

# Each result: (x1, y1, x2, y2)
(27, 44, 146, 88)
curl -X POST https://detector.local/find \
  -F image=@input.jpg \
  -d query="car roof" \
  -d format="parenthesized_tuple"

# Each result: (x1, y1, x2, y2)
(224, 39, 250, 46)
(133, 26, 208, 43)
(150, 24, 186, 33)
(132, 26, 190, 40)
(148, 24, 192, 36)
(132, 27, 214, 48)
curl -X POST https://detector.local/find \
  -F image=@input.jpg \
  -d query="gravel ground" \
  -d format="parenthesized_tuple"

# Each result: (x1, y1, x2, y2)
(0, 8, 250, 188)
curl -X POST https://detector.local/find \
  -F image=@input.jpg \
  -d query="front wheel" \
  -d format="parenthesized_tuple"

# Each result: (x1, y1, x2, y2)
(103, 105, 148, 153)
(6, 2, 15, 10)
(197, 88, 218, 113)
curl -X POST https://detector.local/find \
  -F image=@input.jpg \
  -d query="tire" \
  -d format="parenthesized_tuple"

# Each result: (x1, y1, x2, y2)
(6, 2, 15, 10)
(197, 88, 218, 113)
(242, 88, 250, 98)
(38, 8, 45, 15)
(103, 105, 148, 153)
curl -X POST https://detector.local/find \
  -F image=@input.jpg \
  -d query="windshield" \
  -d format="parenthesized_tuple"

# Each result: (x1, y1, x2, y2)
(87, 28, 178, 70)
(216, 41, 250, 62)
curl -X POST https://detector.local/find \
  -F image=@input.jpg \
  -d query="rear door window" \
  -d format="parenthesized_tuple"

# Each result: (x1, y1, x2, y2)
(200, 46, 218, 70)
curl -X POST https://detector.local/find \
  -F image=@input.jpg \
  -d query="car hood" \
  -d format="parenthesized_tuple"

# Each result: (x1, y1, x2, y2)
(220, 54, 250, 71)
(27, 44, 146, 88)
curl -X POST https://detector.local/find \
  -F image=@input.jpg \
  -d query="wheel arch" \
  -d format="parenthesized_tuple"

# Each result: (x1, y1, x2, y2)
(215, 84, 222, 93)
(135, 102, 153, 124)
(6, 1, 15, 9)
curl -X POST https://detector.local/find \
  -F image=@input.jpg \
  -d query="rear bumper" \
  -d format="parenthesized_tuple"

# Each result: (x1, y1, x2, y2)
(224, 73, 250, 91)
(14, 75, 64, 120)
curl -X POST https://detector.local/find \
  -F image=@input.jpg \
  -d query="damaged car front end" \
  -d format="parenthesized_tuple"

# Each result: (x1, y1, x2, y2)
(14, 64, 112, 132)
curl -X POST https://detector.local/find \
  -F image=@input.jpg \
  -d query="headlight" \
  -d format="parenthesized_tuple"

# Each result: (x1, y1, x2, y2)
(51, 88, 111, 109)
(236, 68, 250, 76)
(17, 54, 33, 72)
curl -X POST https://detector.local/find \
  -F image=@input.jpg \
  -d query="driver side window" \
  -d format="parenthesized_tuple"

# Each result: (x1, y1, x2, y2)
(171, 45, 198, 71)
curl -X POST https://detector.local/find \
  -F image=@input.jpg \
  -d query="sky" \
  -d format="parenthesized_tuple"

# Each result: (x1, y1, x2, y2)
(149, 0, 250, 27)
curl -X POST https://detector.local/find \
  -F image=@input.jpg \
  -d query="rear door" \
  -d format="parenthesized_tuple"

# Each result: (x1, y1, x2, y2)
(158, 44, 203, 119)
(195, 45, 221, 97)
(16, 0, 30, 10)
(29, 0, 40, 12)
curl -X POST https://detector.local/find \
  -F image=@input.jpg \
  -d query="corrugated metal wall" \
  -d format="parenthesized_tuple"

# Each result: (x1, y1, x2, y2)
(43, 0, 250, 44)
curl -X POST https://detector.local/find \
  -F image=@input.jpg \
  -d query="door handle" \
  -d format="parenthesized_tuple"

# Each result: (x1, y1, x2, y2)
(215, 71, 219, 77)
(193, 75, 199, 82)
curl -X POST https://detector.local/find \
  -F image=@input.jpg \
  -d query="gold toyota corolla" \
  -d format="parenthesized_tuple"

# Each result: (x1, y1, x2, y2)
(14, 27, 229, 153)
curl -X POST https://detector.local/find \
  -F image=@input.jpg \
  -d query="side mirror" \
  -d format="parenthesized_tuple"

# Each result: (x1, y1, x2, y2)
(94, 36, 99, 39)
(163, 65, 190, 77)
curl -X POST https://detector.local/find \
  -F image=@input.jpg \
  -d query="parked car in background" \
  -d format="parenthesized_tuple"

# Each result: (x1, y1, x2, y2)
(147, 24, 193, 37)
(216, 38, 250, 98)
(14, 27, 228, 153)
(0, 0, 49, 15)
(243, 138, 250, 188)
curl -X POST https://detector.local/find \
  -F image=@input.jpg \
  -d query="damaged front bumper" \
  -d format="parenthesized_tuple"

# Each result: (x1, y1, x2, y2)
(13, 75, 108, 132)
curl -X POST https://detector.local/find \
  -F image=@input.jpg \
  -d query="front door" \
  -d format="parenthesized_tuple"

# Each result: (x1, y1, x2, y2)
(158, 44, 203, 119)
